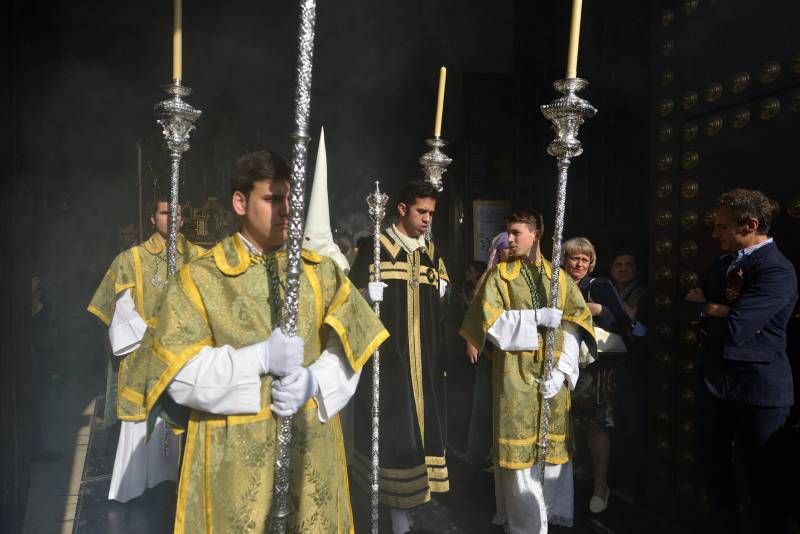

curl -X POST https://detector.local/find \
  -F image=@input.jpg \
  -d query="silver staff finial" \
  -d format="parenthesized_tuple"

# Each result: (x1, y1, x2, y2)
(366, 179, 388, 534)
(419, 136, 452, 193)
(155, 79, 201, 459)
(537, 76, 596, 482)
(271, 0, 318, 531)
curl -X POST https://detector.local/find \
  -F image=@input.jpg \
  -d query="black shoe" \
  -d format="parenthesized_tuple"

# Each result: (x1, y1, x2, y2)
(31, 449, 62, 463)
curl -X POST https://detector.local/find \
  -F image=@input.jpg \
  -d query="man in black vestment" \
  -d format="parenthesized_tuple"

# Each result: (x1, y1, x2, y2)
(350, 180, 449, 534)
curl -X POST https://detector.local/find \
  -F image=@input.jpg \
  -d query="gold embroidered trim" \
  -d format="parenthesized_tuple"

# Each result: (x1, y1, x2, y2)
(324, 315, 389, 372)
(131, 247, 145, 316)
(86, 304, 111, 326)
(119, 387, 144, 405)
(407, 249, 425, 443)
(379, 233, 402, 260)
(498, 258, 522, 281)
(428, 479, 450, 493)
(180, 266, 209, 325)
(304, 263, 324, 329)
(174, 411, 200, 534)
(146, 336, 214, 410)
(204, 423, 213, 529)
(370, 262, 440, 286)
(351, 450, 428, 479)
(214, 234, 250, 276)
(425, 455, 446, 466)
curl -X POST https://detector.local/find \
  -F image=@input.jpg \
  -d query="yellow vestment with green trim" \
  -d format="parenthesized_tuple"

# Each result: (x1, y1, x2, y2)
(143, 234, 389, 533)
(87, 233, 205, 424)
(459, 258, 594, 469)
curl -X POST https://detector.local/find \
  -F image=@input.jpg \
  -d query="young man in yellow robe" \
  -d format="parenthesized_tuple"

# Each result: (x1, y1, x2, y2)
(142, 150, 388, 533)
(87, 197, 205, 502)
(460, 210, 594, 534)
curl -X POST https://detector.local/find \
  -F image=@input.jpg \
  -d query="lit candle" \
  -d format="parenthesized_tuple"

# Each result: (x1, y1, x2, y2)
(565, 0, 583, 79)
(173, 0, 182, 81)
(433, 66, 447, 137)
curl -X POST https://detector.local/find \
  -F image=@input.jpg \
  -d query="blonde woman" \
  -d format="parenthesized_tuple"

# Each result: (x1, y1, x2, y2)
(562, 237, 631, 514)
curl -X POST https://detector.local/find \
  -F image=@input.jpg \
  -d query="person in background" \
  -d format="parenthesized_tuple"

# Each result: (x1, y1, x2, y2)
(465, 233, 507, 474)
(117, 223, 139, 252)
(458, 260, 487, 309)
(561, 237, 632, 514)
(87, 197, 205, 502)
(609, 252, 647, 331)
(29, 275, 62, 463)
(333, 229, 356, 267)
(686, 189, 796, 534)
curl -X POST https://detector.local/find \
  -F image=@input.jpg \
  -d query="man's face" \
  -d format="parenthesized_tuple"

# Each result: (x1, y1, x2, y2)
(712, 206, 755, 252)
(565, 252, 591, 282)
(233, 179, 290, 250)
(333, 235, 353, 255)
(150, 201, 183, 240)
(507, 222, 539, 258)
(118, 224, 137, 247)
(610, 254, 638, 285)
(151, 201, 170, 238)
(397, 197, 436, 238)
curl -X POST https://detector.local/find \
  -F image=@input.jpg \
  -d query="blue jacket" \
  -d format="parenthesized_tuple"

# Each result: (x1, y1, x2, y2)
(699, 241, 797, 407)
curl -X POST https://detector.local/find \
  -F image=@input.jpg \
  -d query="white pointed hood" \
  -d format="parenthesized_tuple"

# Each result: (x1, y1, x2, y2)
(304, 127, 351, 273)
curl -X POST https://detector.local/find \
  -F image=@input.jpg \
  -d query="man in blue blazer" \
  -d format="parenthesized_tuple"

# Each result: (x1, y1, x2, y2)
(687, 189, 797, 533)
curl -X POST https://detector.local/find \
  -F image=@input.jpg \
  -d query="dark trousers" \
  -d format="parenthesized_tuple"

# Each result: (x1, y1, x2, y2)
(699, 388, 790, 534)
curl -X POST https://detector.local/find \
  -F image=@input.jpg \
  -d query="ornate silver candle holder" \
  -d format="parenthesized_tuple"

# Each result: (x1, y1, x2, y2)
(155, 80, 201, 277)
(419, 137, 452, 240)
(537, 77, 595, 476)
(154, 79, 200, 459)
(271, 1, 317, 532)
(366, 180, 388, 534)
(419, 136, 452, 193)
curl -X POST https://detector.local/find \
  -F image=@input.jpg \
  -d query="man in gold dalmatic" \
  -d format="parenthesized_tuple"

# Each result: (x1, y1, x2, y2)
(87, 197, 205, 502)
(460, 210, 594, 533)
(141, 149, 388, 533)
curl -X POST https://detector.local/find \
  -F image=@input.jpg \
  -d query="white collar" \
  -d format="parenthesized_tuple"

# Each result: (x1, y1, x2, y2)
(736, 238, 773, 260)
(389, 224, 426, 254)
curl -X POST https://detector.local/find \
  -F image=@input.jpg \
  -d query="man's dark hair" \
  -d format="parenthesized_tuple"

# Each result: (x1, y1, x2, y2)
(151, 195, 169, 216)
(608, 250, 639, 267)
(396, 180, 439, 212)
(717, 188, 780, 235)
(505, 209, 544, 233)
(231, 150, 290, 198)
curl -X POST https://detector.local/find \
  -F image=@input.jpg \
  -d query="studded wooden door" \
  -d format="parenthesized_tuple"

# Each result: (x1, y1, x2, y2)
(649, 0, 800, 526)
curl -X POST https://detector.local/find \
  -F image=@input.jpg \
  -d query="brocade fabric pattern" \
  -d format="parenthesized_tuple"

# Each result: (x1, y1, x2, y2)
(142, 234, 388, 533)
(87, 233, 205, 423)
(460, 258, 594, 469)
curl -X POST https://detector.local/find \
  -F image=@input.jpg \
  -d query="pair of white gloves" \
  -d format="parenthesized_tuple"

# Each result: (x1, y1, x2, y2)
(367, 279, 447, 302)
(486, 307, 568, 400)
(257, 328, 316, 417)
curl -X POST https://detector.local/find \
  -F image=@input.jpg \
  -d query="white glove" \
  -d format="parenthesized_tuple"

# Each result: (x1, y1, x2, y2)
(367, 282, 387, 303)
(539, 369, 566, 399)
(439, 279, 448, 298)
(258, 327, 305, 377)
(535, 307, 563, 329)
(270, 367, 318, 417)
